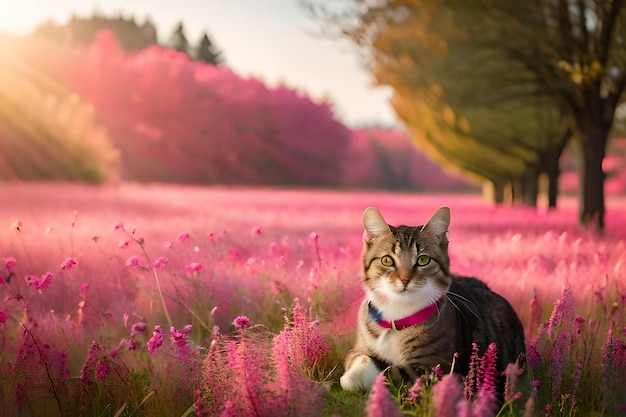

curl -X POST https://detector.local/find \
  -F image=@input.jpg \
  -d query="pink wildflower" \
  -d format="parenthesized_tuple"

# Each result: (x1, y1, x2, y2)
(433, 363, 445, 380)
(464, 343, 480, 398)
(4, 257, 17, 270)
(407, 378, 422, 403)
(309, 232, 320, 242)
(130, 322, 147, 336)
(547, 284, 574, 339)
(477, 342, 498, 394)
(163, 240, 172, 249)
(474, 390, 498, 417)
(504, 362, 522, 402)
(185, 262, 202, 274)
(433, 374, 467, 417)
(127, 339, 137, 351)
(118, 239, 129, 249)
(81, 341, 101, 386)
(125, 256, 140, 267)
(153, 256, 168, 268)
(527, 340, 542, 369)
(24, 272, 54, 292)
(95, 360, 109, 381)
(233, 315, 250, 330)
(365, 372, 403, 417)
(60, 257, 78, 270)
(550, 331, 569, 403)
(0, 310, 8, 323)
(250, 226, 261, 236)
(276, 299, 331, 368)
(271, 329, 292, 396)
(112, 222, 124, 231)
(178, 231, 190, 242)
(528, 292, 543, 340)
(170, 324, 193, 359)
(147, 325, 165, 355)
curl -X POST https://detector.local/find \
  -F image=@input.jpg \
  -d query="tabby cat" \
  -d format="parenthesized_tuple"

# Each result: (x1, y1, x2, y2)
(340, 207, 525, 399)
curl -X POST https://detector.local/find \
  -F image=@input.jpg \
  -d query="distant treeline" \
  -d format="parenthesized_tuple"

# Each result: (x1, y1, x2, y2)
(32, 14, 222, 65)
(0, 31, 471, 191)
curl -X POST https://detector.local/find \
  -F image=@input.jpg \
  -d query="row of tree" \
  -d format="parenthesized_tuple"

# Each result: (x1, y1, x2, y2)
(307, 0, 626, 230)
(32, 13, 223, 65)
(0, 31, 468, 190)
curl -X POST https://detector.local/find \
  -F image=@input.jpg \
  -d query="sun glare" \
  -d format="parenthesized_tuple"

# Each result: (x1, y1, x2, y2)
(0, 1, 70, 36)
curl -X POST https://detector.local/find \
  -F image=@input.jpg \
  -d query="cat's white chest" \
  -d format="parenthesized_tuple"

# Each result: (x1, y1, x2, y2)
(372, 330, 405, 365)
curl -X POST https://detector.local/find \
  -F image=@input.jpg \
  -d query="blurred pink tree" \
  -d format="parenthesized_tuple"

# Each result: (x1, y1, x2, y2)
(15, 30, 351, 186)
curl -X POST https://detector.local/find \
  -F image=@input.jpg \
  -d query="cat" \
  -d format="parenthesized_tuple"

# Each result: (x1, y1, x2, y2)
(340, 206, 526, 401)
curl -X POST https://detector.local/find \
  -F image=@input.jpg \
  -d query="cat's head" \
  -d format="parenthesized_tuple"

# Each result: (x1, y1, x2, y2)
(361, 207, 451, 314)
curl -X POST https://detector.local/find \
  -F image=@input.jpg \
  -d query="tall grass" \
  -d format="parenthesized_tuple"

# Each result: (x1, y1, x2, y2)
(0, 183, 625, 416)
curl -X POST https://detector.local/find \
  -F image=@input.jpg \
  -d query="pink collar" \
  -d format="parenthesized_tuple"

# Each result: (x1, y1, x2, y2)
(368, 301, 437, 330)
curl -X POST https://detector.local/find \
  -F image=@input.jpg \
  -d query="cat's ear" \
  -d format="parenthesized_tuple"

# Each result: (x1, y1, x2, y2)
(422, 207, 450, 236)
(363, 207, 391, 239)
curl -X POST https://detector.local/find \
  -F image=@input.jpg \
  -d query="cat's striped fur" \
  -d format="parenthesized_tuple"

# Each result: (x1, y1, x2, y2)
(340, 207, 525, 399)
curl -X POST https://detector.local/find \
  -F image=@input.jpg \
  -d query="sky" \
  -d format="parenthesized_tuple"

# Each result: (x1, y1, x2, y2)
(0, 0, 397, 127)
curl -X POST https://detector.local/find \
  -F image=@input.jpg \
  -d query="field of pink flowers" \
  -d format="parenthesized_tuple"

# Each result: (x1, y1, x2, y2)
(1, 182, 625, 417)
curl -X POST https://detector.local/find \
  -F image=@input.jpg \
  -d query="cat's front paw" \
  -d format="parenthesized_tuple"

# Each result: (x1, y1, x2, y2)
(340, 353, 380, 390)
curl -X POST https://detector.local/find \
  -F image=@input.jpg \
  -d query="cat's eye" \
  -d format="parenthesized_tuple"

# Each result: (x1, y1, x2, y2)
(417, 254, 430, 266)
(380, 255, 394, 267)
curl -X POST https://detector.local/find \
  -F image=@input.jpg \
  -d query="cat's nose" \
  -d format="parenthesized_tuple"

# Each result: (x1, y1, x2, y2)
(399, 273, 411, 286)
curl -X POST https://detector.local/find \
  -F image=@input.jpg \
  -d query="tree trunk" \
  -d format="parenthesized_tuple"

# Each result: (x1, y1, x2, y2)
(522, 167, 539, 207)
(578, 130, 608, 231)
(542, 127, 571, 209)
(544, 154, 560, 209)
(511, 178, 523, 205)
(493, 181, 505, 204)
(484, 179, 506, 204)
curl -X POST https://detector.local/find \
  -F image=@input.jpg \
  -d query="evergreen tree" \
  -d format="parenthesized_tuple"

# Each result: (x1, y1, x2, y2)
(168, 21, 190, 54)
(195, 32, 223, 65)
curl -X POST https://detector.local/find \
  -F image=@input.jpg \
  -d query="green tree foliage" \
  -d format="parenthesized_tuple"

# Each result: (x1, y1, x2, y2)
(307, 0, 570, 207)
(440, 0, 626, 229)
(307, 0, 626, 228)
(0, 45, 119, 183)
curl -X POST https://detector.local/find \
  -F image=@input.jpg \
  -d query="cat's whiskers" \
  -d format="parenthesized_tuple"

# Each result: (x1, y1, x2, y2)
(444, 291, 482, 322)
(444, 294, 468, 323)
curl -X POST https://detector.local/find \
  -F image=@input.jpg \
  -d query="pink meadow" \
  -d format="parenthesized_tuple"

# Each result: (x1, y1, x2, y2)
(1, 182, 625, 416)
